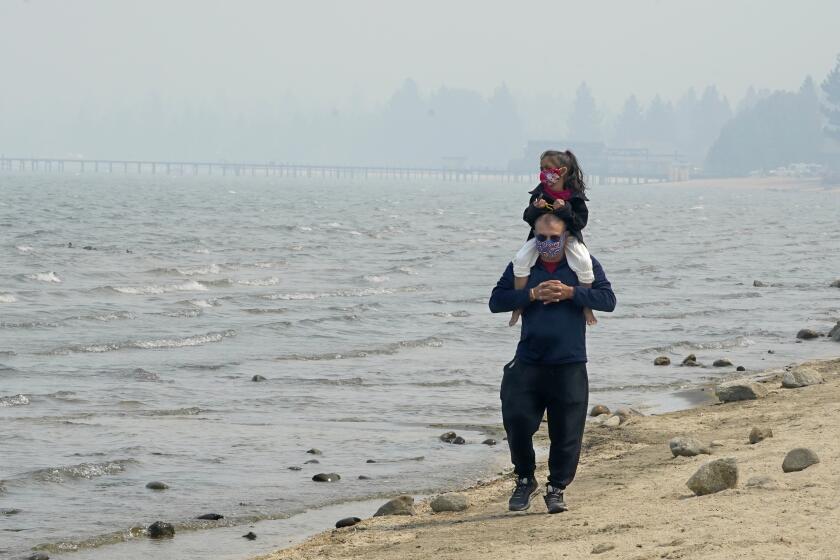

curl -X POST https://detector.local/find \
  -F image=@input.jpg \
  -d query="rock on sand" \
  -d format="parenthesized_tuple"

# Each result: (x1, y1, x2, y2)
(669, 437, 711, 457)
(335, 516, 361, 528)
(782, 366, 824, 388)
(715, 380, 768, 402)
(782, 448, 820, 473)
(749, 426, 773, 444)
(373, 495, 415, 516)
(830, 321, 840, 342)
(430, 493, 469, 512)
(686, 458, 738, 496)
(590, 404, 610, 416)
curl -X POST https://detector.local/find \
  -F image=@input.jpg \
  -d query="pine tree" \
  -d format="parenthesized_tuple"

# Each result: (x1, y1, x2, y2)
(613, 95, 645, 147)
(567, 82, 602, 142)
(822, 54, 840, 141)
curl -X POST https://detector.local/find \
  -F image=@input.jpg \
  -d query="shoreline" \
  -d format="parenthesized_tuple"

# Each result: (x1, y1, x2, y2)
(255, 355, 840, 560)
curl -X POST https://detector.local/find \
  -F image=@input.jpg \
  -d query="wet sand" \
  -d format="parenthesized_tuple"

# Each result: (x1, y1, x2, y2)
(256, 357, 840, 560)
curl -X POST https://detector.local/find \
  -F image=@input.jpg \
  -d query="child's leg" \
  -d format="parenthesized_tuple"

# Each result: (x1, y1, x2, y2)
(509, 238, 539, 326)
(565, 237, 597, 326)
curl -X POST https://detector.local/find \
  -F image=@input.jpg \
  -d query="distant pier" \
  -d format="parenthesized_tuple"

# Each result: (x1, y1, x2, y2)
(0, 151, 689, 184)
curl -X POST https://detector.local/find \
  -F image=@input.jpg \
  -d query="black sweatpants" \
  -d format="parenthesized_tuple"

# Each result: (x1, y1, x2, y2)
(500, 359, 589, 489)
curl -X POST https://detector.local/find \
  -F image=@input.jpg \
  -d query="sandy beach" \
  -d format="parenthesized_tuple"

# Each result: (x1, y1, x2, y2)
(257, 356, 840, 560)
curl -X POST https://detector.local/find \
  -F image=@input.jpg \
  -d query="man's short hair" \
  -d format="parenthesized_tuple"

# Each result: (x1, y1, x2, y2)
(535, 213, 565, 228)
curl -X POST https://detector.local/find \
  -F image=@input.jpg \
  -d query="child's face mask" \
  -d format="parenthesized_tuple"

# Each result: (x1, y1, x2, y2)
(539, 168, 564, 186)
(535, 232, 568, 257)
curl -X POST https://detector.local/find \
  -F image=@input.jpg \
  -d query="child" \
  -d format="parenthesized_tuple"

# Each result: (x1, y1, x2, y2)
(509, 149, 596, 327)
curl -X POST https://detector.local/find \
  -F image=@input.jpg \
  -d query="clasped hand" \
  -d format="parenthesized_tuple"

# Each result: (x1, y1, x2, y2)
(531, 280, 574, 304)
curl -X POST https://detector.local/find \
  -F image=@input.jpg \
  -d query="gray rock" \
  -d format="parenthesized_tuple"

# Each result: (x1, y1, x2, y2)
(796, 329, 820, 340)
(358, 475, 371, 480)
(669, 437, 711, 457)
(682, 354, 699, 366)
(654, 356, 671, 366)
(451, 436, 466, 445)
(145, 481, 169, 490)
(686, 457, 738, 495)
(306, 448, 322, 455)
(590, 404, 610, 416)
(830, 321, 840, 342)
(745, 475, 779, 489)
(243, 531, 257, 540)
(28, 554, 50, 560)
(430, 492, 469, 512)
(736, 366, 746, 372)
(482, 438, 497, 446)
(148, 521, 175, 539)
(335, 516, 361, 528)
(604, 415, 621, 427)
(312, 473, 341, 482)
(439, 431, 457, 442)
(373, 495, 415, 516)
(613, 407, 644, 423)
(749, 426, 773, 444)
(592, 543, 616, 554)
(715, 380, 768, 402)
(288, 466, 302, 471)
(196, 513, 224, 520)
(782, 366, 824, 388)
(753, 280, 768, 287)
(251, 375, 267, 382)
(591, 413, 610, 426)
(782, 448, 820, 473)
(713, 358, 733, 367)
(366, 459, 377, 463)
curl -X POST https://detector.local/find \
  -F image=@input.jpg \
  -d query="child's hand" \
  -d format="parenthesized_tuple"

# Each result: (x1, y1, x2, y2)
(552, 199, 565, 208)
(533, 199, 549, 209)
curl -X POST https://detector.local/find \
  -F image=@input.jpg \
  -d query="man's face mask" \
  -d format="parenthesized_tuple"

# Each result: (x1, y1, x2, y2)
(535, 232, 568, 258)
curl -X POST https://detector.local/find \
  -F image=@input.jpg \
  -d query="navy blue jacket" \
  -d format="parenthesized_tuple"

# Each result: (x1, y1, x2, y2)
(488, 256, 616, 365)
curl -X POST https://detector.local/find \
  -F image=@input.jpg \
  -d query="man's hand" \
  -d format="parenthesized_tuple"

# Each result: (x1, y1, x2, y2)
(532, 280, 575, 304)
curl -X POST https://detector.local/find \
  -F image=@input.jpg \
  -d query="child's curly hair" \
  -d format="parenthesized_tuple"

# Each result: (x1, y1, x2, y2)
(540, 150, 587, 195)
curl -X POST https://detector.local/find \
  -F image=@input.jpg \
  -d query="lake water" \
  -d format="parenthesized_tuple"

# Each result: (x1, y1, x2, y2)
(1, 174, 839, 559)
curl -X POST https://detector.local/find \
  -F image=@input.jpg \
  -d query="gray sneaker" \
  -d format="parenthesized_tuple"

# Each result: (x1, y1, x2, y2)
(544, 485, 568, 514)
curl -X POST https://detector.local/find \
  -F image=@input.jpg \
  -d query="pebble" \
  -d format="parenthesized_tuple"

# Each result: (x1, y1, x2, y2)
(749, 426, 773, 444)
(782, 366, 824, 388)
(653, 356, 671, 366)
(373, 495, 415, 516)
(430, 492, 469, 512)
(148, 521, 175, 539)
(796, 329, 820, 340)
(686, 457, 738, 496)
(145, 481, 169, 490)
(589, 404, 610, 416)
(712, 358, 733, 367)
(312, 473, 341, 482)
(243, 531, 257, 540)
(196, 513, 224, 520)
(782, 448, 820, 473)
(669, 437, 711, 457)
(335, 516, 362, 528)
(592, 543, 616, 554)
(306, 448, 322, 455)
(439, 431, 457, 442)
(251, 375, 267, 382)
(714, 380, 768, 402)
(482, 438, 497, 446)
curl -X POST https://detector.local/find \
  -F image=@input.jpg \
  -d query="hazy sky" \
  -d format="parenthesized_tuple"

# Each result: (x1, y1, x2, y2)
(1, 0, 839, 112)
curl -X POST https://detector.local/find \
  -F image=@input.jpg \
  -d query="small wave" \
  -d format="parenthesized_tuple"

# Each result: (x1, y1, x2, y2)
(637, 336, 756, 356)
(148, 264, 224, 276)
(18, 459, 137, 484)
(262, 285, 426, 301)
(180, 298, 223, 308)
(0, 293, 17, 303)
(129, 368, 162, 382)
(433, 311, 471, 318)
(0, 319, 61, 328)
(0, 394, 30, 407)
(275, 336, 443, 361)
(141, 406, 202, 416)
(363, 275, 390, 284)
(25, 271, 62, 283)
(68, 310, 136, 322)
(102, 280, 209, 295)
(243, 307, 288, 314)
(47, 329, 236, 355)
(719, 292, 762, 300)
(237, 277, 281, 286)
(15, 245, 34, 253)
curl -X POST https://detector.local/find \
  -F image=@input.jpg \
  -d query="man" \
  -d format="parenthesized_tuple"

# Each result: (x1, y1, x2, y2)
(488, 212, 616, 513)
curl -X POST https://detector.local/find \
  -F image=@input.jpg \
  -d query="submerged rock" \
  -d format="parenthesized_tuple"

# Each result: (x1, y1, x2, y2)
(669, 437, 711, 457)
(251, 375, 267, 382)
(715, 380, 768, 402)
(306, 448, 322, 455)
(686, 458, 738, 496)
(831, 279, 840, 288)
(796, 329, 820, 340)
(145, 481, 169, 490)
(304, 459, 320, 464)
(736, 366, 746, 372)
(782, 366, 824, 388)
(288, 466, 302, 471)
(682, 354, 699, 366)
(749, 426, 773, 444)
(713, 358, 733, 367)
(430, 492, 469, 512)
(335, 516, 361, 528)
(753, 280, 768, 287)
(654, 356, 671, 366)
(28, 554, 50, 560)
(358, 475, 371, 480)
(196, 513, 224, 520)
(590, 404, 610, 416)
(148, 521, 175, 539)
(243, 531, 257, 540)
(373, 495, 415, 516)
(782, 448, 820, 473)
(451, 436, 466, 445)
(312, 473, 341, 482)
(1, 508, 22, 515)
(482, 438, 497, 446)
(366, 459, 377, 463)
(439, 431, 457, 442)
